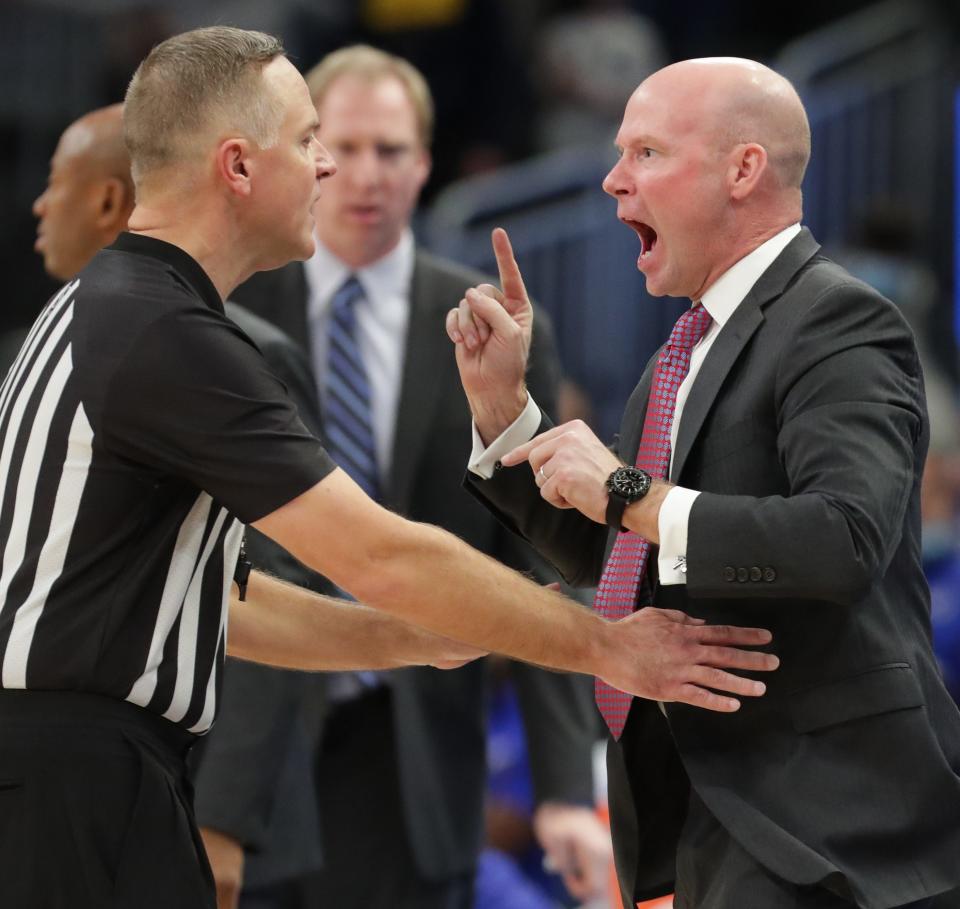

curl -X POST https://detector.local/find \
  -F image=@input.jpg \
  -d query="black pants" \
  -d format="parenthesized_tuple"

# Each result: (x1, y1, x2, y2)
(0, 690, 213, 909)
(300, 687, 474, 909)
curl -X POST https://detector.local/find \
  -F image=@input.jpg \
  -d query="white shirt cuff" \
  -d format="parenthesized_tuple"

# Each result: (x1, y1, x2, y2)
(468, 395, 542, 479)
(657, 486, 701, 585)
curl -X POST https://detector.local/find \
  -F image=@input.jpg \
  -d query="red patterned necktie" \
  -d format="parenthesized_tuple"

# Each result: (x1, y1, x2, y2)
(593, 304, 713, 739)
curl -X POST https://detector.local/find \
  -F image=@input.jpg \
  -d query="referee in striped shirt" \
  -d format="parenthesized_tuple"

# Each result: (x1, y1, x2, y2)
(0, 26, 776, 908)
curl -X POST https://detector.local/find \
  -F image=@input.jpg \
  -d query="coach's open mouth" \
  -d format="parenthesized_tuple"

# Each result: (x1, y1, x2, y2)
(624, 219, 658, 259)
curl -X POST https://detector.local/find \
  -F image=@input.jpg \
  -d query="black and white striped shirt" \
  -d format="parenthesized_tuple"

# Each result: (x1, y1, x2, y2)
(0, 233, 333, 733)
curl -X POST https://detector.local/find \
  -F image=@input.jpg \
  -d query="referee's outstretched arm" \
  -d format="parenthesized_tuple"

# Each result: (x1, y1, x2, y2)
(252, 468, 776, 713)
(227, 568, 485, 671)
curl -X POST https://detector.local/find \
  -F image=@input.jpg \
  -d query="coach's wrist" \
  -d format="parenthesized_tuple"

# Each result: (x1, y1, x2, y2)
(470, 387, 529, 447)
(621, 480, 672, 543)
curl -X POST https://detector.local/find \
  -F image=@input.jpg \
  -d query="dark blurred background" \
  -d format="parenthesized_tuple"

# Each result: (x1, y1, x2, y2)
(4, 0, 960, 436)
(6, 4, 960, 904)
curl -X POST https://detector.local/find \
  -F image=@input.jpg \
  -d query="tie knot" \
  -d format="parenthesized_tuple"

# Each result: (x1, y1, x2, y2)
(667, 304, 712, 354)
(332, 275, 365, 317)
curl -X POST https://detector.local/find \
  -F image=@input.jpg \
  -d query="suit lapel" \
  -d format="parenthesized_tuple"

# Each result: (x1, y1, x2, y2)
(670, 228, 821, 482)
(241, 262, 311, 356)
(387, 253, 448, 508)
(669, 304, 764, 482)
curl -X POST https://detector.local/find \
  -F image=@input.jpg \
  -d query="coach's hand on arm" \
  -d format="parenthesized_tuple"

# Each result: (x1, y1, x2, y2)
(227, 570, 486, 671)
(502, 420, 672, 542)
(199, 827, 244, 909)
(447, 227, 533, 444)
(254, 469, 778, 712)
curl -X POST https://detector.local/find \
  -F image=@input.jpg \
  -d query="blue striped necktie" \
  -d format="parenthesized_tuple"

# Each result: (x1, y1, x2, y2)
(325, 276, 380, 501)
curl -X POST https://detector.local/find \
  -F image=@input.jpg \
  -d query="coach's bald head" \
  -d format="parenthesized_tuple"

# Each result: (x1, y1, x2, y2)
(603, 57, 809, 300)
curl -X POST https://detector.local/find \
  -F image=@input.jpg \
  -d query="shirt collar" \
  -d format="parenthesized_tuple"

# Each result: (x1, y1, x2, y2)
(109, 232, 224, 313)
(305, 229, 415, 318)
(698, 223, 801, 327)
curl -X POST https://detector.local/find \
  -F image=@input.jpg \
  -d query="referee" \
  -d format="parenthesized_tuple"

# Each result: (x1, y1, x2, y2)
(0, 27, 776, 907)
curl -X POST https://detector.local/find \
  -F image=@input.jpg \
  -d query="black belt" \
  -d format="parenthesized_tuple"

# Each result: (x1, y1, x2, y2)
(0, 689, 195, 766)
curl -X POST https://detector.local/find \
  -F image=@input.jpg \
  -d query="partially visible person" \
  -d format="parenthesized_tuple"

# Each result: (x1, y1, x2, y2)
(1, 104, 136, 379)
(204, 44, 610, 909)
(32, 104, 135, 288)
(0, 29, 776, 908)
(838, 201, 957, 386)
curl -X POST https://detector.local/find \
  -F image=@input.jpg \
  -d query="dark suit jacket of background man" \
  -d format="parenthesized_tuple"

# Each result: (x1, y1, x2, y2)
(193, 248, 597, 885)
(467, 229, 960, 909)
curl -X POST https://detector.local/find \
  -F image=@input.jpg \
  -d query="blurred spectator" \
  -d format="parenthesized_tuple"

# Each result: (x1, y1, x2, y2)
(480, 662, 611, 909)
(923, 377, 960, 702)
(838, 201, 957, 383)
(533, 0, 666, 152)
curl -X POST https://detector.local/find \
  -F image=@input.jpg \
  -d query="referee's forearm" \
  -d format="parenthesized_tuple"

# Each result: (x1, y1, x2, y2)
(342, 516, 604, 678)
(226, 570, 460, 671)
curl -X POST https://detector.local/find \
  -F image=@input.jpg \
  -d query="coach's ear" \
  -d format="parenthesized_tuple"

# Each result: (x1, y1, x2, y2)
(216, 137, 254, 198)
(727, 142, 768, 201)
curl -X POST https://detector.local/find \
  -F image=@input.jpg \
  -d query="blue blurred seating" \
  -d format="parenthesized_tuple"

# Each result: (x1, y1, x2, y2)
(776, 0, 953, 265)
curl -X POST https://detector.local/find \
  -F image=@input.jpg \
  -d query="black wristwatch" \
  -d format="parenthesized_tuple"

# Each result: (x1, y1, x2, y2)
(605, 466, 653, 530)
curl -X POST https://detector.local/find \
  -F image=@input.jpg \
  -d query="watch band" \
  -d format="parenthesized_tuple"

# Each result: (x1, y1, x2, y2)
(605, 490, 629, 531)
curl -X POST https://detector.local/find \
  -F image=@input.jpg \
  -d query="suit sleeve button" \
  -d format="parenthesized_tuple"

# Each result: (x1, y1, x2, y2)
(723, 566, 736, 582)
(763, 567, 776, 582)
(749, 567, 762, 582)
(736, 567, 748, 583)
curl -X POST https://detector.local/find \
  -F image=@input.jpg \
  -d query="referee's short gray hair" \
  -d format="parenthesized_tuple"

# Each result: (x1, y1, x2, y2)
(124, 26, 286, 186)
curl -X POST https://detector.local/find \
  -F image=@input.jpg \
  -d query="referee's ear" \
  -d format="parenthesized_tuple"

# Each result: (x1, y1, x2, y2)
(217, 137, 254, 198)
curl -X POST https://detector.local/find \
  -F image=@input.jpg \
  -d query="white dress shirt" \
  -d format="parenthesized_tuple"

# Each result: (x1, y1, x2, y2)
(304, 229, 415, 483)
(304, 231, 415, 699)
(469, 223, 802, 585)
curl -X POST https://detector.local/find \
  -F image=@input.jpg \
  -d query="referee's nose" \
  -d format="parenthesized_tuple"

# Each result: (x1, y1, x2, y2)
(315, 140, 337, 182)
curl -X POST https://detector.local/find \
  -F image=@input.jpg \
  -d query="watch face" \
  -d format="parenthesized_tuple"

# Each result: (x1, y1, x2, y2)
(608, 467, 652, 500)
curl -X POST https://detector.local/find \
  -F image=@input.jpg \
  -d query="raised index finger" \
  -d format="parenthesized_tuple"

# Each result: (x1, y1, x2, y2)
(492, 228, 528, 303)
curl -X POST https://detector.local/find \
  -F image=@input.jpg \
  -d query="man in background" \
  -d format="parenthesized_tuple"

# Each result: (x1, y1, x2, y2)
(1, 104, 134, 377)
(199, 45, 610, 909)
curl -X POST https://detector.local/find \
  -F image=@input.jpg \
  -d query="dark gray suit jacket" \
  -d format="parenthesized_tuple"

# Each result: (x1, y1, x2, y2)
(467, 229, 960, 909)
(194, 250, 597, 883)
